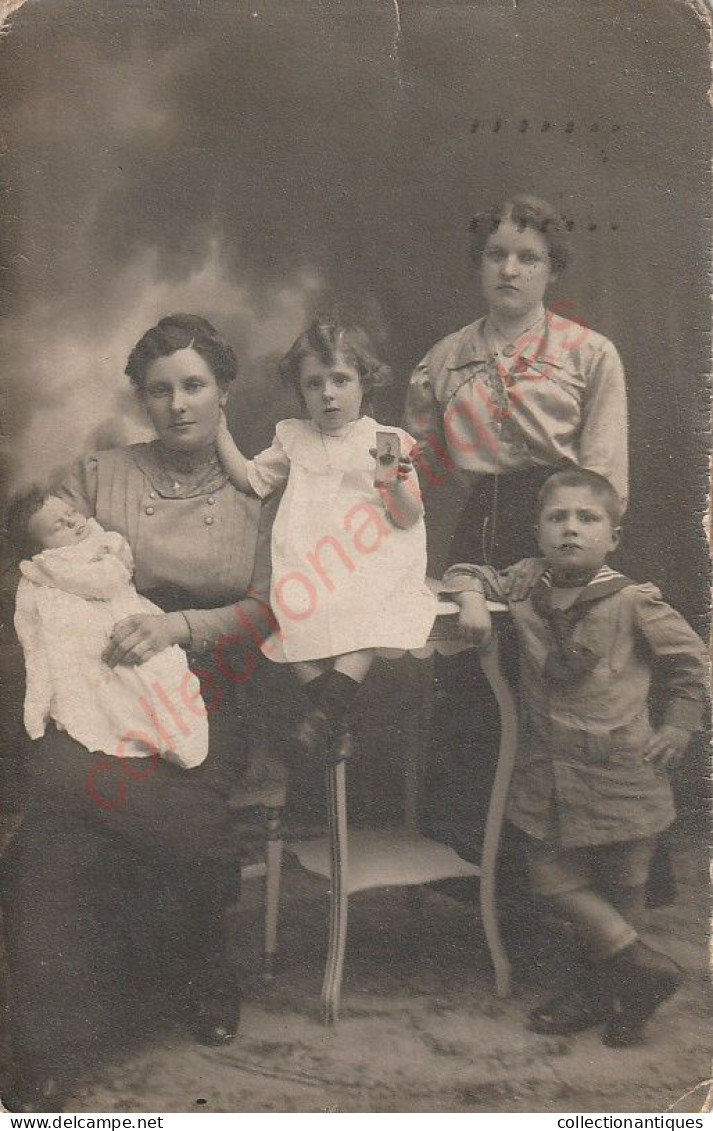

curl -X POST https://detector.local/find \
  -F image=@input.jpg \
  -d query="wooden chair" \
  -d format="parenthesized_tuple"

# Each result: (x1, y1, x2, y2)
(229, 730, 288, 979)
(289, 603, 518, 1024)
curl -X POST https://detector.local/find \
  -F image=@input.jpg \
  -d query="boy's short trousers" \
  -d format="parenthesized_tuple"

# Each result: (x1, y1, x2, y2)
(524, 835, 657, 898)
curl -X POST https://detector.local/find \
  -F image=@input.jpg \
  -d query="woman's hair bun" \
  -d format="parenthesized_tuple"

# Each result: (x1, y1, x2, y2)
(125, 314, 238, 391)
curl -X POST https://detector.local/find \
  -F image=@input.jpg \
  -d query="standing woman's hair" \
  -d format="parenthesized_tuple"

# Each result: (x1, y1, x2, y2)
(278, 317, 392, 398)
(469, 194, 570, 274)
(125, 314, 239, 392)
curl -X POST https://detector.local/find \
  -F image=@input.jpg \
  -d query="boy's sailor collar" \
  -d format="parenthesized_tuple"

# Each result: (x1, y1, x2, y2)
(531, 565, 636, 685)
(445, 314, 567, 372)
(539, 565, 632, 599)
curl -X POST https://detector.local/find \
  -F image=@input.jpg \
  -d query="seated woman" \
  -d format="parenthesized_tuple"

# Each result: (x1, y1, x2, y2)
(1, 314, 276, 1112)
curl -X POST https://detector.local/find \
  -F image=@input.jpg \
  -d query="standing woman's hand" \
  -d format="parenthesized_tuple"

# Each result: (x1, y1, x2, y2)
(103, 612, 190, 667)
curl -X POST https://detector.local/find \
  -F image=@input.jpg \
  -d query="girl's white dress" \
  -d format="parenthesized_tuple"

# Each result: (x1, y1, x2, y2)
(14, 519, 208, 768)
(247, 415, 438, 663)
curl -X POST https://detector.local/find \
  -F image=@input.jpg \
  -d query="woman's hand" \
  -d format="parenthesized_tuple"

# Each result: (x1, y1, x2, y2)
(102, 612, 190, 667)
(643, 724, 692, 773)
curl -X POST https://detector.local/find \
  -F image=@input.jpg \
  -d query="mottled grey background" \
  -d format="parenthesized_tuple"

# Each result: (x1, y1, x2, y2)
(0, 0, 709, 621)
(0, 9, 709, 1109)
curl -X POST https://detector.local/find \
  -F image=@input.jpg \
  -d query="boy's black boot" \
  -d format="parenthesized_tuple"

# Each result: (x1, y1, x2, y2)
(298, 671, 361, 763)
(527, 963, 613, 1035)
(599, 939, 684, 1047)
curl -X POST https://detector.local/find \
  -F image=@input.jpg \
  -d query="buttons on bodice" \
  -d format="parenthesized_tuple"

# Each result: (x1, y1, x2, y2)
(141, 489, 220, 527)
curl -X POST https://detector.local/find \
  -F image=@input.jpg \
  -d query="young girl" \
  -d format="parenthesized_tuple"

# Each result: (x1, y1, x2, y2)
(216, 318, 437, 760)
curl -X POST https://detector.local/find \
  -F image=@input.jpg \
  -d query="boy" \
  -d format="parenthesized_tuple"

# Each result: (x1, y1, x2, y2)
(442, 468, 708, 1046)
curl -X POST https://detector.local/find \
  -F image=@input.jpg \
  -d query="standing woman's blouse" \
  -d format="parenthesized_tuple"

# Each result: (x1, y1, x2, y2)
(404, 312, 628, 503)
(57, 442, 274, 653)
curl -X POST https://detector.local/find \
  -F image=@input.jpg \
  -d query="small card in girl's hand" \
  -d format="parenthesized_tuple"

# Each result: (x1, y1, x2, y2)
(374, 430, 401, 484)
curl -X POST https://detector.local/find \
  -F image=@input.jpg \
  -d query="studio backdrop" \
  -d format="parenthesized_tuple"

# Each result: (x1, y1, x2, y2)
(0, 0, 709, 802)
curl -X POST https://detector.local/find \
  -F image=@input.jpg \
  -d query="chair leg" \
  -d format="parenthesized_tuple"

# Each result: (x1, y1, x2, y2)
(321, 758, 349, 1025)
(479, 633, 518, 997)
(263, 805, 284, 980)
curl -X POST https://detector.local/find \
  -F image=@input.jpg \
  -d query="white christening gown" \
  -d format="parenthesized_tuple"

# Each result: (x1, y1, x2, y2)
(14, 520, 208, 768)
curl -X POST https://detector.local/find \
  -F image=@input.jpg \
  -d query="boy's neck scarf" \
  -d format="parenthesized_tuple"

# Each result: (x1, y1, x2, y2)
(530, 566, 635, 685)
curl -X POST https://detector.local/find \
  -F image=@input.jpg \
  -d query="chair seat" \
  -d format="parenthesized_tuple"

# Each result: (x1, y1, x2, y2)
(290, 828, 480, 894)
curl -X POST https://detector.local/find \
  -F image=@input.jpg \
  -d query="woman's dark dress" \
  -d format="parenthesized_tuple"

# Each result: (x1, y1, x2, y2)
(1, 444, 274, 1083)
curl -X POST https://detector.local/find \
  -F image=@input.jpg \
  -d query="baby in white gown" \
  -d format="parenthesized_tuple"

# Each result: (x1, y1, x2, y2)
(10, 491, 208, 769)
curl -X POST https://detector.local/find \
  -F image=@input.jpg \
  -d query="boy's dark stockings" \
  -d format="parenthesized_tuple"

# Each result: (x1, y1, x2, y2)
(298, 670, 362, 763)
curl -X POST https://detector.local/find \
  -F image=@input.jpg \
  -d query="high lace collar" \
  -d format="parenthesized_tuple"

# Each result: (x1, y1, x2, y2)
(131, 441, 228, 499)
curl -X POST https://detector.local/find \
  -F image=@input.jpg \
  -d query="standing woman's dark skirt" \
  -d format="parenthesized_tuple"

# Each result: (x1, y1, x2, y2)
(422, 464, 551, 862)
(0, 657, 247, 1089)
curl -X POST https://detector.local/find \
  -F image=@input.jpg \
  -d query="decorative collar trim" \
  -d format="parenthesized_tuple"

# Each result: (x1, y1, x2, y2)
(130, 441, 228, 499)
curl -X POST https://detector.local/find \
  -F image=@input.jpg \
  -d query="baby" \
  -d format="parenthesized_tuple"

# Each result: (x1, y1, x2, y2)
(8, 490, 208, 771)
(442, 467, 708, 1047)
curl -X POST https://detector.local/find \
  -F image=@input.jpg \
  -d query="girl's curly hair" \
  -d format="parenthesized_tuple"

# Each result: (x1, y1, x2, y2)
(278, 318, 392, 398)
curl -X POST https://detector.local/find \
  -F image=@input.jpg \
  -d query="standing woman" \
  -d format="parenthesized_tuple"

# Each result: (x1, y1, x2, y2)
(1, 315, 275, 1111)
(404, 194, 628, 874)
(406, 194, 627, 565)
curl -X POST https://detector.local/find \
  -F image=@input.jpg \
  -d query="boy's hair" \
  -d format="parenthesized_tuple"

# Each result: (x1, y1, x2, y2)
(469, 194, 570, 274)
(4, 486, 52, 561)
(278, 317, 392, 398)
(536, 467, 625, 526)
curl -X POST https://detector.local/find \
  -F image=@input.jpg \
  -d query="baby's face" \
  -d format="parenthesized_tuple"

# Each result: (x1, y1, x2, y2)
(27, 497, 91, 551)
